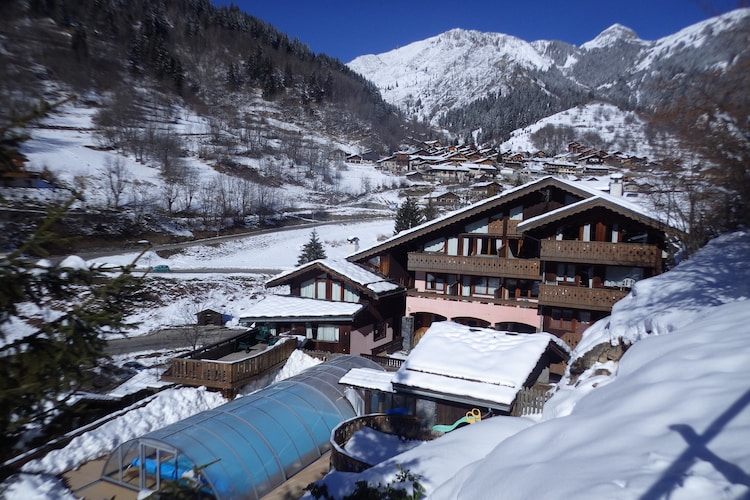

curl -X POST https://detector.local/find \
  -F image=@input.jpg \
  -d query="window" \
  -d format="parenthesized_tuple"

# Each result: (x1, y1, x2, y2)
(331, 281, 342, 301)
(374, 322, 387, 341)
(426, 273, 446, 292)
(306, 324, 340, 342)
(473, 276, 499, 295)
(343, 284, 359, 303)
(300, 279, 315, 298)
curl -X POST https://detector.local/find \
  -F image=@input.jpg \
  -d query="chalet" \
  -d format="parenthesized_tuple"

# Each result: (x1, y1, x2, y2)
(346, 153, 364, 164)
(347, 176, 684, 348)
(428, 163, 470, 183)
(466, 163, 498, 178)
(239, 259, 405, 356)
(543, 161, 579, 176)
(361, 150, 381, 162)
(195, 308, 227, 326)
(470, 181, 504, 200)
(328, 149, 348, 162)
(425, 191, 461, 208)
(338, 321, 569, 426)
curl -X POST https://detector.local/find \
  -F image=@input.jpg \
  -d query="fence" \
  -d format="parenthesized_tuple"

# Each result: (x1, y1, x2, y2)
(512, 386, 553, 417)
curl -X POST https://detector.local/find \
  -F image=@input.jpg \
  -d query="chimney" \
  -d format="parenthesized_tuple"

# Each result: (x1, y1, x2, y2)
(609, 173, 623, 197)
(401, 315, 415, 352)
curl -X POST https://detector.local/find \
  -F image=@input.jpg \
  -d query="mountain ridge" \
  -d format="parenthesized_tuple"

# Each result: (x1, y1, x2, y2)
(348, 8, 750, 145)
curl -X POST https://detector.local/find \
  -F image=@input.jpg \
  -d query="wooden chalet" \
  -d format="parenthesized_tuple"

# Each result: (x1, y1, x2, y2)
(195, 308, 225, 326)
(347, 176, 684, 348)
(239, 259, 406, 356)
(425, 191, 461, 208)
(470, 181, 504, 199)
(328, 149, 348, 162)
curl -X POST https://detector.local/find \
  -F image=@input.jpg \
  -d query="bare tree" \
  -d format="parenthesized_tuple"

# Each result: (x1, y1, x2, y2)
(101, 156, 129, 209)
(647, 57, 750, 255)
(179, 165, 200, 213)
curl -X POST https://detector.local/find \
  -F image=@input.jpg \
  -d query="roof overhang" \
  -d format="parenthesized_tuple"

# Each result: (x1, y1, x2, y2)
(348, 177, 594, 262)
(390, 383, 512, 412)
(266, 259, 404, 299)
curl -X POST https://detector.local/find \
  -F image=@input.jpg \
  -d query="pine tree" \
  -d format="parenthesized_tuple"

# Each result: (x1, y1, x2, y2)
(394, 197, 424, 234)
(0, 200, 145, 457)
(297, 229, 326, 265)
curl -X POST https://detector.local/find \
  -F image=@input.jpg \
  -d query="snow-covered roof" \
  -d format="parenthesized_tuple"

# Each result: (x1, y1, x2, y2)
(267, 258, 402, 296)
(239, 294, 363, 322)
(339, 367, 396, 393)
(391, 322, 567, 409)
(517, 194, 675, 234)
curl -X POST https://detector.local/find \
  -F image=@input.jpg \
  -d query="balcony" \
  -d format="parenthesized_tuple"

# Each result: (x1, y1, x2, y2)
(538, 283, 628, 312)
(408, 252, 540, 279)
(407, 289, 538, 309)
(540, 240, 662, 268)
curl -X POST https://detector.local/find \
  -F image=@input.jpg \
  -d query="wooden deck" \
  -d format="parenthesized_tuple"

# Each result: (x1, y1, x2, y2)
(161, 333, 296, 395)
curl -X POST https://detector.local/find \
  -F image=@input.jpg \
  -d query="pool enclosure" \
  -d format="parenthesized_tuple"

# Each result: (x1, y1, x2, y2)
(102, 355, 383, 499)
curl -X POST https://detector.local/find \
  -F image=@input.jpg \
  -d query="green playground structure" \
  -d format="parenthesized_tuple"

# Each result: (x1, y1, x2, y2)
(432, 408, 482, 433)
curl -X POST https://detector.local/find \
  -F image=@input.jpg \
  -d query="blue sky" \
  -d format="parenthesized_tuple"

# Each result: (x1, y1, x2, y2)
(212, 1, 741, 62)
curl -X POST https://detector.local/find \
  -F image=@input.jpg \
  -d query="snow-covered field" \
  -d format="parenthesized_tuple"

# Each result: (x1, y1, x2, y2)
(5, 229, 749, 499)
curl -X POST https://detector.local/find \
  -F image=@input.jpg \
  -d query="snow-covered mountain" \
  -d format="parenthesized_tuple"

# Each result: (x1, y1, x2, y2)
(348, 9, 750, 144)
(348, 28, 553, 124)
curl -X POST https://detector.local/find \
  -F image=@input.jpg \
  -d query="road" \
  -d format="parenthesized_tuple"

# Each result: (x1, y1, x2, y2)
(105, 326, 245, 356)
(69, 216, 381, 263)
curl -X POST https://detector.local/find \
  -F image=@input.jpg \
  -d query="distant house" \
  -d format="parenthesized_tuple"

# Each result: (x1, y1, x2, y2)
(239, 259, 406, 356)
(196, 309, 226, 326)
(425, 191, 461, 208)
(346, 153, 364, 164)
(339, 321, 569, 425)
(470, 181, 504, 200)
(328, 149, 348, 162)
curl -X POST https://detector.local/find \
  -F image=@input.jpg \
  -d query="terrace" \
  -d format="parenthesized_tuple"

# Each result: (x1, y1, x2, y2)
(161, 329, 296, 397)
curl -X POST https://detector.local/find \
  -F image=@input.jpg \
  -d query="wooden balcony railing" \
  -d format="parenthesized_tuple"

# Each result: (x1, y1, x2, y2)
(161, 338, 296, 391)
(538, 284, 628, 312)
(408, 252, 540, 279)
(541, 240, 662, 268)
(407, 289, 538, 309)
(360, 353, 404, 371)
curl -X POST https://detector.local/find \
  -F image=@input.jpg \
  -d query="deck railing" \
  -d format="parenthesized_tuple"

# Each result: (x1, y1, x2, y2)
(541, 240, 661, 268)
(538, 283, 628, 311)
(408, 252, 540, 279)
(407, 289, 538, 309)
(512, 386, 554, 417)
(161, 338, 295, 391)
(359, 354, 404, 371)
(330, 414, 439, 473)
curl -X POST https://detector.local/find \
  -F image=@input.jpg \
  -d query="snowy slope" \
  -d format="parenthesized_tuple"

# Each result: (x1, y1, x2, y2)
(306, 230, 750, 499)
(499, 101, 675, 157)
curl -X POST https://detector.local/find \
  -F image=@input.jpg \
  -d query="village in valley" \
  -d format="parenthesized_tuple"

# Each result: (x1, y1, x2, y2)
(338, 137, 666, 213)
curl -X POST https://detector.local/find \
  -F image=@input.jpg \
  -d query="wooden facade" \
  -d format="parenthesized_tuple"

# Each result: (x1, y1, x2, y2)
(348, 177, 681, 347)
(242, 260, 406, 356)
